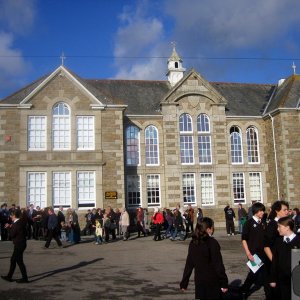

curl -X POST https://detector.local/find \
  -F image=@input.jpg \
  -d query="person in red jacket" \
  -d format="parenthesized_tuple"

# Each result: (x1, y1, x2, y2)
(151, 208, 164, 241)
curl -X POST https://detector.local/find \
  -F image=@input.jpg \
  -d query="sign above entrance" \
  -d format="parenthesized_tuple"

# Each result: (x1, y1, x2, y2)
(105, 191, 118, 199)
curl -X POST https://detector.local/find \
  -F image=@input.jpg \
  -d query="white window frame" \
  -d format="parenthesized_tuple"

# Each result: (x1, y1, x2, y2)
(52, 102, 71, 150)
(126, 175, 141, 207)
(246, 126, 260, 164)
(182, 173, 196, 205)
(180, 135, 194, 164)
(179, 113, 193, 133)
(126, 126, 140, 166)
(230, 126, 243, 164)
(27, 172, 47, 208)
(77, 171, 96, 208)
(146, 174, 161, 207)
(232, 172, 246, 204)
(249, 172, 263, 203)
(77, 116, 95, 150)
(198, 135, 212, 164)
(28, 116, 47, 151)
(197, 113, 210, 133)
(200, 173, 214, 206)
(145, 125, 159, 166)
(197, 114, 212, 164)
(52, 171, 71, 207)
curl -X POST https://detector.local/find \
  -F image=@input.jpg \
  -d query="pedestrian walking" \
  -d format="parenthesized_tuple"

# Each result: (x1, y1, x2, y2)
(1, 209, 28, 283)
(44, 208, 62, 249)
(180, 217, 228, 299)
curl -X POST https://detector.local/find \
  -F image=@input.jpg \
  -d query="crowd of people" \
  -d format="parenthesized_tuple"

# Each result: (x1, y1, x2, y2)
(1, 200, 300, 299)
(180, 201, 300, 300)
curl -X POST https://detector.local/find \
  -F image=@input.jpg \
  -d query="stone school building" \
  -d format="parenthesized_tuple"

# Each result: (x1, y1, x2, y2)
(0, 48, 299, 222)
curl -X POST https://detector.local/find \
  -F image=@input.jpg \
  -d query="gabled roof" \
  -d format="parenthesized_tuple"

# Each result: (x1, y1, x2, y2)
(0, 74, 49, 105)
(162, 68, 227, 105)
(1, 66, 106, 107)
(0, 66, 278, 116)
(264, 75, 300, 114)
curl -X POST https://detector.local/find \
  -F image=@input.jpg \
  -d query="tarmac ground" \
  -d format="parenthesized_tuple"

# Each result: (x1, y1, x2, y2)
(0, 229, 264, 300)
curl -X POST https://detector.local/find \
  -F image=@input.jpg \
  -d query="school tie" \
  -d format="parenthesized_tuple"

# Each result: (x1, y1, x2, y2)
(286, 237, 290, 243)
(257, 220, 261, 224)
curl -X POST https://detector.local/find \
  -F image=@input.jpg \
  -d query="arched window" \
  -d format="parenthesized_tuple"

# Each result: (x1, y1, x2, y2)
(246, 126, 259, 163)
(179, 114, 194, 164)
(52, 102, 70, 150)
(197, 114, 211, 164)
(197, 113, 210, 133)
(145, 125, 159, 165)
(230, 126, 243, 164)
(126, 125, 140, 166)
(179, 113, 193, 133)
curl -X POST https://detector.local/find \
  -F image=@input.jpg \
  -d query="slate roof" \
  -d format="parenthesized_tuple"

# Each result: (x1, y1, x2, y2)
(212, 82, 275, 116)
(86, 79, 170, 115)
(2, 67, 299, 117)
(263, 75, 300, 114)
(0, 74, 49, 105)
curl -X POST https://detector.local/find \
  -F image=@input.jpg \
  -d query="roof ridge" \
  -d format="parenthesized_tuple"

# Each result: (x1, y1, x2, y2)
(86, 78, 167, 83)
(211, 81, 274, 86)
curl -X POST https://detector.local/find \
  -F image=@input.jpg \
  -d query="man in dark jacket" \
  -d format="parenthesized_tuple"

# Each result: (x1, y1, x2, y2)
(224, 204, 236, 236)
(1, 209, 28, 283)
(44, 208, 63, 249)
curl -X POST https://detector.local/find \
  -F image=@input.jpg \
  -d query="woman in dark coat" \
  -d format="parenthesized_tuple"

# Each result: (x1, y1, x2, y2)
(180, 217, 228, 300)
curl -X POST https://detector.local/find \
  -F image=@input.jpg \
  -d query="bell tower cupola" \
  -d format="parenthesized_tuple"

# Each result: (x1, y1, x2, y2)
(166, 44, 186, 86)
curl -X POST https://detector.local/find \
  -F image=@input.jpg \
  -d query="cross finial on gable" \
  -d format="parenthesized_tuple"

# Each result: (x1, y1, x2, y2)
(292, 61, 297, 75)
(60, 52, 66, 66)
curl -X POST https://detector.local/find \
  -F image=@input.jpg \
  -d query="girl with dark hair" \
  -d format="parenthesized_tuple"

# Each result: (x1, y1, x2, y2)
(270, 216, 300, 300)
(180, 217, 228, 299)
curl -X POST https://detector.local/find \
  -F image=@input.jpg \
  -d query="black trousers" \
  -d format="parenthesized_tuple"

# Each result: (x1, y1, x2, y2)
(7, 242, 28, 280)
(226, 220, 235, 234)
(241, 265, 265, 294)
(153, 224, 162, 240)
(195, 284, 222, 300)
(45, 229, 62, 248)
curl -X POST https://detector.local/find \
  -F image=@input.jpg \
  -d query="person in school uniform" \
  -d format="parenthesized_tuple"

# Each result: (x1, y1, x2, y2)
(240, 202, 267, 298)
(180, 217, 228, 299)
(264, 200, 289, 300)
(1, 209, 28, 283)
(270, 216, 300, 300)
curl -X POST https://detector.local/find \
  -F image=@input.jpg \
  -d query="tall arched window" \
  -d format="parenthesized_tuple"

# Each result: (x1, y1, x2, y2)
(230, 126, 243, 164)
(145, 125, 159, 165)
(197, 114, 211, 164)
(126, 125, 140, 166)
(52, 102, 70, 150)
(247, 126, 259, 163)
(179, 113, 194, 164)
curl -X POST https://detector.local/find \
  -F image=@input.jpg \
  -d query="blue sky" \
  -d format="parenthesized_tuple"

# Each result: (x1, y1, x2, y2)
(1, 0, 300, 99)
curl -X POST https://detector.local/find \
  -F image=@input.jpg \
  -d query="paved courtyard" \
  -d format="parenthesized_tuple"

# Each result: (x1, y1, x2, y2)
(0, 230, 264, 300)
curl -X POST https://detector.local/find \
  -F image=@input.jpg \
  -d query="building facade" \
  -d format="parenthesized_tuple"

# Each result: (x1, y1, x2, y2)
(0, 48, 300, 224)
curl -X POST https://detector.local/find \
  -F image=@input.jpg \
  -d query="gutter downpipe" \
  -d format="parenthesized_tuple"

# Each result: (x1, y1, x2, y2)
(269, 114, 280, 199)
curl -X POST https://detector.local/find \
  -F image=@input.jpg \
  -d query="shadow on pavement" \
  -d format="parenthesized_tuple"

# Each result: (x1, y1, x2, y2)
(29, 258, 103, 282)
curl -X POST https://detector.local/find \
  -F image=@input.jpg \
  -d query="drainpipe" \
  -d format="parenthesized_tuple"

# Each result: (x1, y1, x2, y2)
(269, 114, 280, 199)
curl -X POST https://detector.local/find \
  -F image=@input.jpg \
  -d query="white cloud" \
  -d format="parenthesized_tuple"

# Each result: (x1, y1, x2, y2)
(0, 0, 36, 35)
(0, 0, 36, 97)
(0, 32, 27, 74)
(165, 0, 300, 52)
(112, 0, 300, 82)
(113, 1, 167, 79)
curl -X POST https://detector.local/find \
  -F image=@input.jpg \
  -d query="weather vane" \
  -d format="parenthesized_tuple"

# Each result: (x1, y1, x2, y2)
(60, 52, 66, 66)
(171, 41, 176, 49)
(292, 61, 296, 75)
